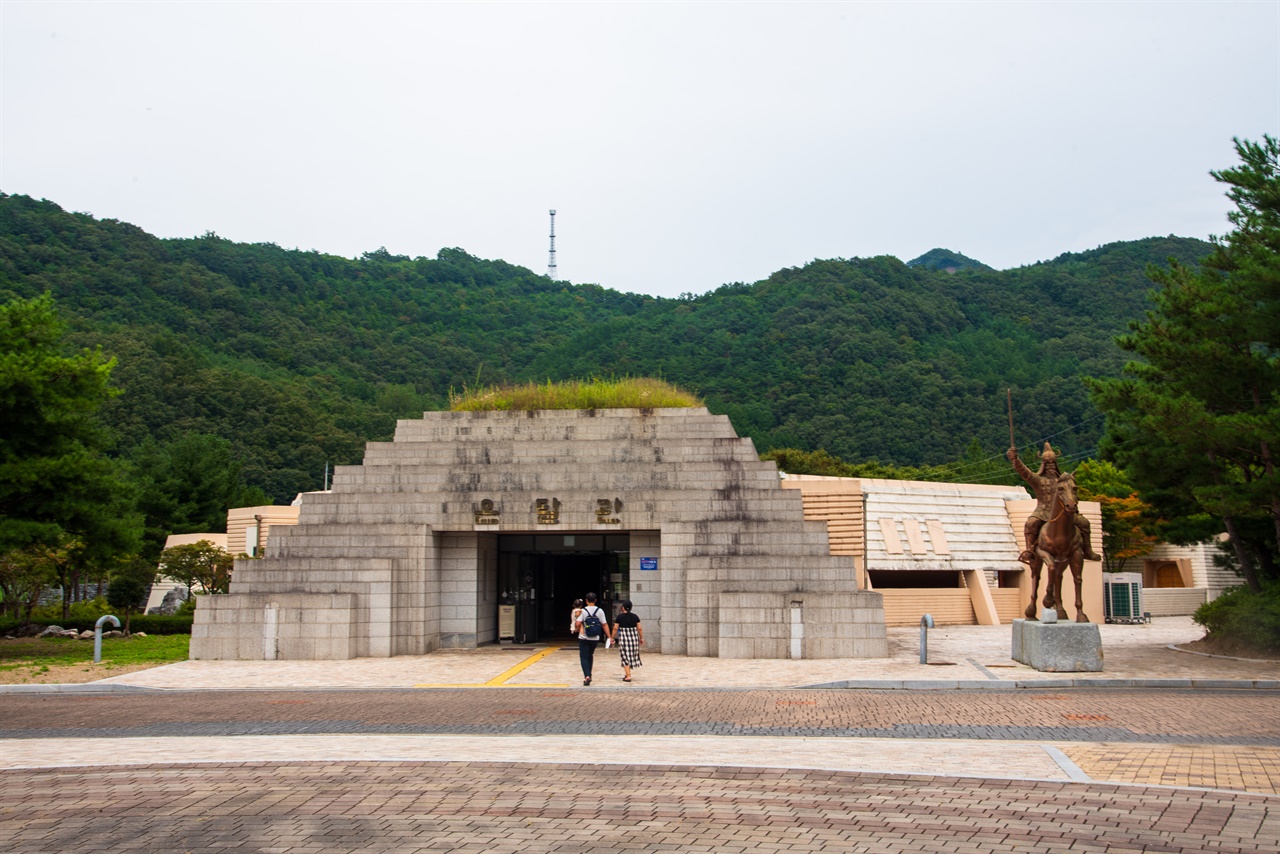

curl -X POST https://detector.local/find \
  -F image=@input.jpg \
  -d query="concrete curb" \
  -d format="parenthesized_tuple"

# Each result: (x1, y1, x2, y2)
(1168, 644, 1280, 664)
(2, 679, 1277, 695)
(0, 683, 161, 694)
(802, 678, 1280, 691)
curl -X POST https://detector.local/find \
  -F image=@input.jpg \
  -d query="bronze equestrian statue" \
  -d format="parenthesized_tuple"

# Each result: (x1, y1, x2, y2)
(1007, 443, 1100, 622)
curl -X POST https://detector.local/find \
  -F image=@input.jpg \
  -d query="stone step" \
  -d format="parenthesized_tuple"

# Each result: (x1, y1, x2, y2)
(330, 468, 778, 486)
(391, 424, 744, 444)
(391, 408, 733, 439)
(230, 556, 397, 585)
(268, 523, 428, 538)
(291, 493, 808, 524)
(356, 440, 764, 466)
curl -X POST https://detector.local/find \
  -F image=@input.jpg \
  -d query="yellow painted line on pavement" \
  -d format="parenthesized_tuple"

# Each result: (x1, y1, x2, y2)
(414, 643, 570, 688)
(483, 644, 564, 685)
(413, 683, 571, 688)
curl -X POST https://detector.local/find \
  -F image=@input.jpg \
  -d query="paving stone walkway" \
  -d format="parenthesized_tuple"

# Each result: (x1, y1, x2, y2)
(71, 617, 1280, 691)
(2, 617, 1278, 851)
(3, 761, 1275, 853)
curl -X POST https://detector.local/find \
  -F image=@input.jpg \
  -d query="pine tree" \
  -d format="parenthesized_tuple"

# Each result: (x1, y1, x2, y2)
(1089, 136, 1280, 591)
(0, 293, 142, 614)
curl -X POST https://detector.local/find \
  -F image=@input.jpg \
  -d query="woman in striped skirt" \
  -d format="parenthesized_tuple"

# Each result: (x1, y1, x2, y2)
(614, 599, 643, 682)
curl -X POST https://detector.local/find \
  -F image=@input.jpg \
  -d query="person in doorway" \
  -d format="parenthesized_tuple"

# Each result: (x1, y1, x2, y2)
(569, 598, 585, 636)
(614, 600, 643, 682)
(575, 592, 611, 686)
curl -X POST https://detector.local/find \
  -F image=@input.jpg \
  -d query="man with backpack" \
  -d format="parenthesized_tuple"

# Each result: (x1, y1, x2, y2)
(575, 592, 612, 686)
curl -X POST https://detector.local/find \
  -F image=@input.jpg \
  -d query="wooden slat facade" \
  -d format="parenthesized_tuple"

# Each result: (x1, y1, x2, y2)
(990, 588, 1025, 623)
(782, 474, 1105, 623)
(880, 589, 976, 626)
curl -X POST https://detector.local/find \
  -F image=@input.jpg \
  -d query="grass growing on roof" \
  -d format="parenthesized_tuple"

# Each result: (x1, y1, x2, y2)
(449, 377, 702, 411)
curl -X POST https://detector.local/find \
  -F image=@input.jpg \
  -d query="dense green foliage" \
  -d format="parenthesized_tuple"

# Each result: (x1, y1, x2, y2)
(130, 433, 268, 558)
(158, 540, 235, 594)
(907, 247, 993, 272)
(764, 438, 1032, 487)
(450, 377, 701, 410)
(0, 292, 140, 555)
(1073, 459, 1157, 573)
(0, 593, 193, 636)
(1089, 137, 1280, 592)
(0, 193, 1210, 508)
(1193, 583, 1280, 654)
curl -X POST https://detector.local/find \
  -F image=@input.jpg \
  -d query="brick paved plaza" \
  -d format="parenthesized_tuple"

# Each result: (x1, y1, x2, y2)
(3, 761, 1275, 853)
(2, 619, 1277, 851)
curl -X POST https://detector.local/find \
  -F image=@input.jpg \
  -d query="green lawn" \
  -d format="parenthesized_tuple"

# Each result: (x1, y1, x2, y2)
(0, 634, 189, 678)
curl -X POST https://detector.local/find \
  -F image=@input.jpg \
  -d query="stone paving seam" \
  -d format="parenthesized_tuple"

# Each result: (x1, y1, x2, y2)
(1168, 645, 1280, 664)
(967, 658, 1003, 681)
(1041, 745, 1093, 782)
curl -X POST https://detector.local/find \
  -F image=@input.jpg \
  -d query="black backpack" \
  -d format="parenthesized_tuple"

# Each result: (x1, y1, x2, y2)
(581, 607, 604, 641)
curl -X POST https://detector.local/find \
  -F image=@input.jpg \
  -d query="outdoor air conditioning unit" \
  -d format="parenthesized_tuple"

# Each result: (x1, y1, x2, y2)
(1104, 572, 1144, 624)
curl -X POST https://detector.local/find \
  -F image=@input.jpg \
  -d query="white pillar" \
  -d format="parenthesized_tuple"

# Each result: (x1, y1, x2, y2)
(263, 603, 279, 660)
(789, 603, 803, 660)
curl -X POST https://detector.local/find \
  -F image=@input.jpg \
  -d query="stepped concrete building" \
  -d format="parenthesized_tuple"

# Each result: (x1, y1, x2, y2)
(191, 408, 888, 661)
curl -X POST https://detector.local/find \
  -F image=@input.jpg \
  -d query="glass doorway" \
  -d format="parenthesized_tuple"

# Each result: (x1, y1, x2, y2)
(497, 534, 630, 643)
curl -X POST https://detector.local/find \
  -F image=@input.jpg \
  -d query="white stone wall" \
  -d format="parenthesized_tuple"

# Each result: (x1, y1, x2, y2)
(629, 530, 662, 651)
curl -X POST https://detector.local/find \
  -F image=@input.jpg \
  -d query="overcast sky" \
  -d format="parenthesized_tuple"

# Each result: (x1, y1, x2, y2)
(3, 2, 1277, 298)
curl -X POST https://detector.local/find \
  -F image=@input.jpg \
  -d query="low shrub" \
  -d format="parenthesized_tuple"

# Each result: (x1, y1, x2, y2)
(127, 614, 194, 635)
(0, 612, 193, 636)
(29, 596, 113, 626)
(1193, 584, 1280, 655)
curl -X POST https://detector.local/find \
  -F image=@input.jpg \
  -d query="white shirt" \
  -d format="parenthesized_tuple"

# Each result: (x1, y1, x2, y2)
(576, 605, 606, 641)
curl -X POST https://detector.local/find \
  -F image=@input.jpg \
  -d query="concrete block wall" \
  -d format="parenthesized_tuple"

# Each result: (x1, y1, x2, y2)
(192, 593, 357, 660)
(438, 532, 480, 648)
(628, 531, 662, 651)
(716, 591, 888, 659)
(192, 407, 887, 660)
(195, 522, 431, 659)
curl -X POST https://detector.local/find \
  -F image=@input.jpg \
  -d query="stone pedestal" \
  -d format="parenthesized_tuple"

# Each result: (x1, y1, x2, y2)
(1012, 616, 1103, 672)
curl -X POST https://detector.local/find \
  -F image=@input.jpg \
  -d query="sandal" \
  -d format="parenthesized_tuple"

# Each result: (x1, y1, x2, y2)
(623, 677, 631, 682)
(583, 677, 591, 685)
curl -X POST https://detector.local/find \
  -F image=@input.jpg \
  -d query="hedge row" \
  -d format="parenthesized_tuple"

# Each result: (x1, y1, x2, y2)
(0, 614, 194, 636)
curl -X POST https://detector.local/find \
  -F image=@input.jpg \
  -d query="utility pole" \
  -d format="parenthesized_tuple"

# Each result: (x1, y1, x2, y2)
(547, 209, 558, 280)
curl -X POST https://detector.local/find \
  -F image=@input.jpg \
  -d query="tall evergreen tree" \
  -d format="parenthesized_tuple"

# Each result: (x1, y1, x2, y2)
(1089, 136, 1280, 591)
(0, 293, 140, 556)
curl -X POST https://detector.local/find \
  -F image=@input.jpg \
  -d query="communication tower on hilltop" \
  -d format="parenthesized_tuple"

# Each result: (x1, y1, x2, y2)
(547, 209, 558, 280)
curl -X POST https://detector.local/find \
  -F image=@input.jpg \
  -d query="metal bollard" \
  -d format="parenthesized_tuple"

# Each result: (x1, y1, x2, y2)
(94, 615, 121, 664)
(919, 614, 934, 665)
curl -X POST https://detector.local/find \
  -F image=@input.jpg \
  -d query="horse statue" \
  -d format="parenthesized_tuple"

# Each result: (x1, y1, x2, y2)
(1024, 471, 1090, 622)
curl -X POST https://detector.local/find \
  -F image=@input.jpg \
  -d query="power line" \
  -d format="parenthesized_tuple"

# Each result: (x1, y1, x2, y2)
(919, 411, 1111, 482)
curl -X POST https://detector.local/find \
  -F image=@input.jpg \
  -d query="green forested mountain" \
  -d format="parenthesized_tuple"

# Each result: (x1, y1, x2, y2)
(0, 193, 1211, 502)
(906, 248, 993, 272)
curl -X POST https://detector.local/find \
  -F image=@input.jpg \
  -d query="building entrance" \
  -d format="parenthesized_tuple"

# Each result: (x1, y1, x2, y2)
(497, 534, 630, 643)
